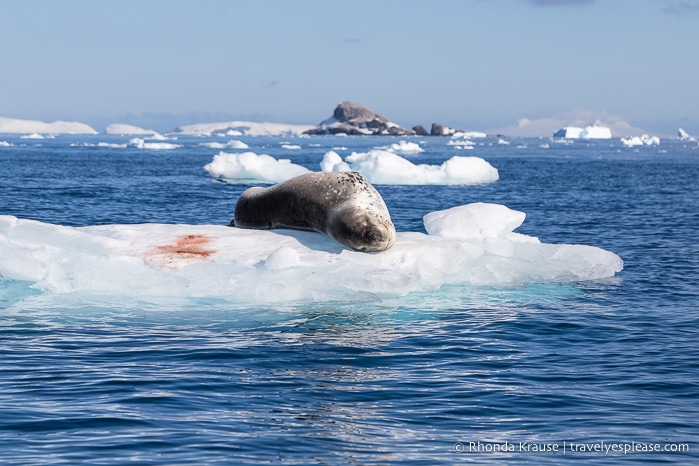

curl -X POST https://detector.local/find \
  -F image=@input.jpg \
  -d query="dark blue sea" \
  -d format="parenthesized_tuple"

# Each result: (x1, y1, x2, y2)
(1, 134, 698, 464)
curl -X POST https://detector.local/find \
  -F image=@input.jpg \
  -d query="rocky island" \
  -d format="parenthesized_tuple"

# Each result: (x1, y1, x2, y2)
(304, 101, 462, 136)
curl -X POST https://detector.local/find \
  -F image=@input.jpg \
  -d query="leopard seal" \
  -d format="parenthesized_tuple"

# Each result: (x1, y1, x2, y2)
(230, 172, 396, 252)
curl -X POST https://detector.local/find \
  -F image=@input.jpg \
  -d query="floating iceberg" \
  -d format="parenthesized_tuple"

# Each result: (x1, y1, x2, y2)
(621, 134, 660, 147)
(678, 128, 696, 142)
(451, 131, 488, 139)
(0, 204, 623, 302)
(385, 140, 424, 155)
(128, 138, 182, 150)
(198, 140, 250, 150)
(204, 151, 311, 184)
(205, 149, 499, 186)
(321, 150, 499, 185)
(553, 124, 612, 139)
(447, 138, 475, 149)
(105, 124, 160, 136)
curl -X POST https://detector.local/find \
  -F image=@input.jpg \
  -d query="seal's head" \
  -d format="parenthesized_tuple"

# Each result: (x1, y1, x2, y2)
(326, 204, 396, 252)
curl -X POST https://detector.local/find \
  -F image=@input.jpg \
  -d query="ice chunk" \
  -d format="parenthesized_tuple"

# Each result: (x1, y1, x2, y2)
(451, 131, 487, 139)
(204, 151, 311, 184)
(128, 138, 182, 150)
(199, 140, 250, 150)
(324, 149, 499, 185)
(385, 140, 424, 155)
(320, 151, 351, 172)
(621, 135, 660, 147)
(423, 203, 527, 240)
(678, 128, 696, 142)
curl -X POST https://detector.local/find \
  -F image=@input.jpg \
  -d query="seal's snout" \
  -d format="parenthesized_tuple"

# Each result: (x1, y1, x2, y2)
(354, 220, 396, 252)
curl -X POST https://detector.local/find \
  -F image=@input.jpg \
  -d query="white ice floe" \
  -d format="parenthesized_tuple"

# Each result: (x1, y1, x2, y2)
(20, 133, 48, 140)
(0, 141, 14, 146)
(281, 144, 302, 150)
(0, 116, 98, 135)
(384, 140, 424, 155)
(451, 131, 487, 139)
(198, 140, 250, 150)
(205, 149, 499, 186)
(447, 139, 476, 148)
(175, 121, 314, 137)
(204, 151, 311, 184)
(321, 149, 499, 185)
(128, 138, 182, 150)
(0, 204, 623, 302)
(621, 134, 660, 147)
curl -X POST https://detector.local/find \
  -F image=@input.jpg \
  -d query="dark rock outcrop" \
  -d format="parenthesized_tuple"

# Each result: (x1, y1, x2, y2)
(304, 101, 416, 136)
(430, 123, 445, 136)
(412, 125, 429, 136)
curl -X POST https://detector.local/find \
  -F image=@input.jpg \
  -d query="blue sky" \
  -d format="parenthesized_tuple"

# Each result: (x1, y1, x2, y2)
(1, 0, 697, 135)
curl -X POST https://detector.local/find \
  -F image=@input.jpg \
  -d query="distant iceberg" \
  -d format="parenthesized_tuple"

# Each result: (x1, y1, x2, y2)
(175, 121, 314, 137)
(198, 140, 250, 150)
(678, 128, 696, 142)
(0, 205, 623, 302)
(0, 116, 97, 135)
(451, 131, 488, 139)
(106, 123, 161, 136)
(383, 140, 424, 155)
(127, 138, 182, 150)
(553, 124, 612, 139)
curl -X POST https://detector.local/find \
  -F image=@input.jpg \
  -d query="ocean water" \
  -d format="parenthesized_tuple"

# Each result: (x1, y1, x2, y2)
(1, 134, 698, 464)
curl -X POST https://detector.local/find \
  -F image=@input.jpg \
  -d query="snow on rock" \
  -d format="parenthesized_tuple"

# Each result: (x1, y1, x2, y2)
(105, 124, 160, 136)
(621, 134, 660, 147)
(175, 121, 314, 137)
(304, 101, 414, 136)
(0, 207, 623, 301)
(204, 151, 311, 184)
(0, 116, 98, 134)
(322, 149, 499, 185)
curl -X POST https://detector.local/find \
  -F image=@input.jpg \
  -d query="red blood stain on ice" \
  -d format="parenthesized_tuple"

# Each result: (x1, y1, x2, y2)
(148, 234, 215, 268)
